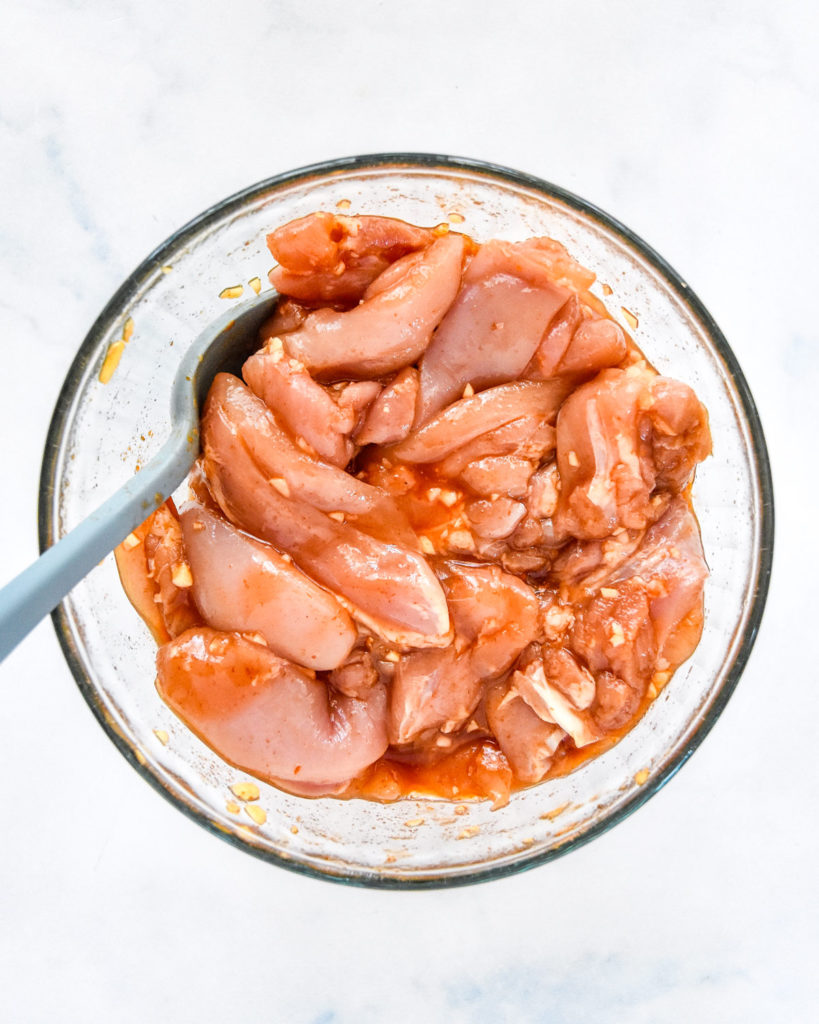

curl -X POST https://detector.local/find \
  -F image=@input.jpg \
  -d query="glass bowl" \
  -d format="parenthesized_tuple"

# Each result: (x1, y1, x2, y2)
(39, 154, 773, 888)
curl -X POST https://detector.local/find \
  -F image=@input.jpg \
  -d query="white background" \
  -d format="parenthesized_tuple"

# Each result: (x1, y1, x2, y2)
(1, 2, 816, 1021)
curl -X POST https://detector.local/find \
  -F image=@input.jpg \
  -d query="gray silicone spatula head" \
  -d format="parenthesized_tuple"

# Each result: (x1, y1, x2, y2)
(0, 290, 280, 661)
(170, 291, 281, 470)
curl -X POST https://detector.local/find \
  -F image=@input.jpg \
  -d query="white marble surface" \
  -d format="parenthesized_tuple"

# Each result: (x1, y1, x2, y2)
(1, 1, 816, 1020)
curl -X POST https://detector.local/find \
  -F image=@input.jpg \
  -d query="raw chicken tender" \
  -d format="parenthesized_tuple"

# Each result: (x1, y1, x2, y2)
(180, 503, 357, 671)
(279, 233, 465, 379)
(268, 212, 435, 306)
(157, 628, 388, 790)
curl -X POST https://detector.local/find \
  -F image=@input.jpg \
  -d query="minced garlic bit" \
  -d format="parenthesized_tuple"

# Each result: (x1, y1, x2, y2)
(295, 436, 317, 456)
(219, 284, 244, 300)
(634, 768, 650, 786)
(230, 781, 260, 802)
(609, 622, 625, 647)
(328, 511, 346, 522)
(448, 530, 475, 552)
(268, 477, 291, 497)
(462, 382, 475, 398)
(122, 532, 140, 550)
(601, 283, 613, 296)
(600, 587, 619, 599)
(208, 635, 229, 655)
(427, 487, 442, 502)
(336, 198, 352, 210)
(384, 651, 400, 663)
(439, 489, 459, 507)
(448, 211, 465, 224)
(290, 824, 299, 834)
(160, 265, 173, 274)
(245, 804, 267, 825)
(457, 826, 480, 840)
(99, 340, 125, 384)
(419, 536, 436, 555)
(404, 818, 425, 827)
(621, 306, 639, 329)
(454, 804, 468, 816)
(226, 801, 241, 815)
(192, 519, 205, 532)
(248, 276, 262, 294)
(153, 728, 169, 745)
(122, 316, 135, 342)
(567, 450, 580, 468)
(171, 562, 194, 588)
(652, 670, 672, 691)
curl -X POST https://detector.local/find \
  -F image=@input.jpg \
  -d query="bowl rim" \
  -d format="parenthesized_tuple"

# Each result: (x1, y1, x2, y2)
(38, 152, 775, 889)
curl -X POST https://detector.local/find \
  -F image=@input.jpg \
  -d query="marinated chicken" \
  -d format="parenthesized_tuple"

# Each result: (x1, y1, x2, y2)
(116, 212, 711, 806)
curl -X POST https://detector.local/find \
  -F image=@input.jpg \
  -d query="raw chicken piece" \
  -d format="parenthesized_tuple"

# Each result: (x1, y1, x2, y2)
(143, 504, 200, 638)
(485, 681, 566, 784)
(541, 646, 596, 710)
(440, 561, 539, 679)
(502, 236, 596, 292)
(553, 367, 654, 539)
(550, 528, 646, 593)
(525, 295, 627, 380)
(571, 581, 656, 690)
(605, 497, 708, 666)
(510, 652, 601, 747)
(570, 498, 707, 689)
(395, 380, 569, 464)
(416, 240, 570, 422)
(591, 671, 640, 731)
(464, 498, 527, 540)
(115, 509, 173, 644)
(648, 377, 712, 492)
(205, 373, 414, 547)
(437, 416, 557, 478)
(442, 561, 536, 679)
(526, 462, 560, 518)
(388, 562, 539, 744)
(243, 337, 377, 467)
(553, 367, 711, 540)
(280, 233, 466, 379)
(259, 298, 310, 337)
(558, 319, 627, 377)
(569, 500, 708, 721)
(267, 212, 435, 306)
(157, 628, 389, 789)
(329, 648, 380, 699)
(389, 647, 478, 744)
(202, 375, 451, 647)
(336, 381, 384, 431)
(507, 651, 597, 749)
(180, 503, 357, 671)
(356, 367, 419, 446)
(459, 456, 534, 498)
